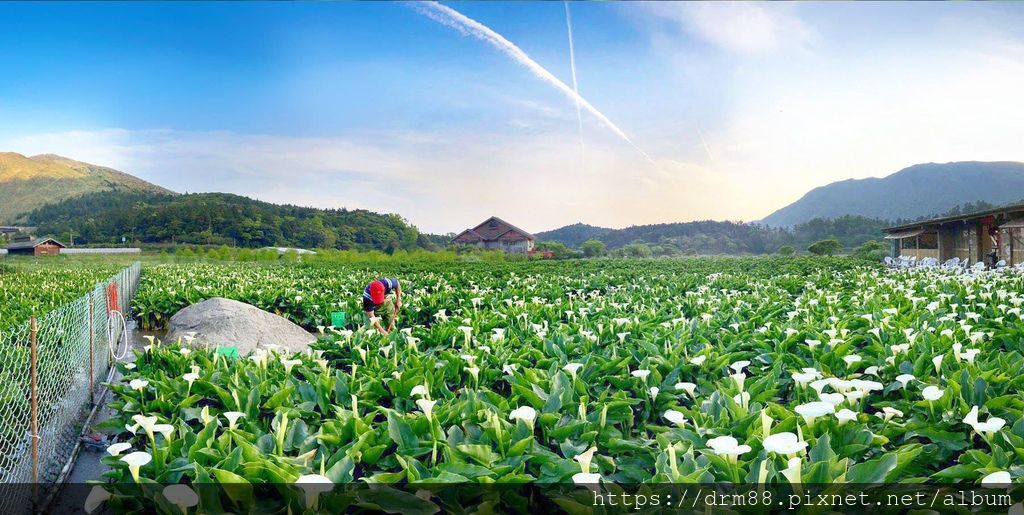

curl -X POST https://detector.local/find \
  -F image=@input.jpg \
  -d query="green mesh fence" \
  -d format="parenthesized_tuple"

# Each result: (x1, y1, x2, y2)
(0, 262, 140, 514)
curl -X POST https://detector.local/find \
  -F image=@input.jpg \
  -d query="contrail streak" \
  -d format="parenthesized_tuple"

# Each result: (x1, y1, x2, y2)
(698, 131, 716, 164)
(564, 1, 585, 165)
(414, 1, 653, 163)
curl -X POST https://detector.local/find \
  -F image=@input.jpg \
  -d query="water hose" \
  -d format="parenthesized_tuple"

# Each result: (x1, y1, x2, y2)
(107, 309, 131, 362)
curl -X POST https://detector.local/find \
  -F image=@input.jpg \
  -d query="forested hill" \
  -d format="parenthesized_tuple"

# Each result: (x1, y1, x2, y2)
(760, 161, 1024, 227)
(538, 216, 892, 255)
(25, 190, 435, 251)
(0, 152, 172, 223)
(533, 223, 612, 248)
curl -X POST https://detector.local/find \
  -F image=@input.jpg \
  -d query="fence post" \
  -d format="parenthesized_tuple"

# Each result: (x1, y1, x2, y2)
(30, 315, 39, 493)
(89, 295, 95, 406)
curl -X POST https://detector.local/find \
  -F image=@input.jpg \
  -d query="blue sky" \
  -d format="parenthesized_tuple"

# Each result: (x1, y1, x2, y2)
(1, 2, 1023, 233)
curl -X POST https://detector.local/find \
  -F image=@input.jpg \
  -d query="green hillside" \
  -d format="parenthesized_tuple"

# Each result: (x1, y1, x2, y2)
(0, 152, 173, 223)
(537, 216, 893, 256)
(24, 190, 432, 251)
(533, 223, 612, 248)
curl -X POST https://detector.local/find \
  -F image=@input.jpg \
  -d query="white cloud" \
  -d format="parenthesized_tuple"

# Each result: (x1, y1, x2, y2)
(704, 44, 1024, 218)
(643, 2, 816, 55)
(632, 3, 1024, 220)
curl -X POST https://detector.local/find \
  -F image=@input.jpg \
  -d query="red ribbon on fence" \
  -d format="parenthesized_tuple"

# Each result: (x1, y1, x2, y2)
(106, 282, 119, 314)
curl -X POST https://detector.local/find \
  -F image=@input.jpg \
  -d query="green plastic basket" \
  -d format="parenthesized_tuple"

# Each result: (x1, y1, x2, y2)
(331, 311, 346, 328)
(216, 346, 239, 360)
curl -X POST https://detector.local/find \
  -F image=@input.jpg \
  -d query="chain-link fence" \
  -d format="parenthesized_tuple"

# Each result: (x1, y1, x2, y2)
(0, 262, 140, 514)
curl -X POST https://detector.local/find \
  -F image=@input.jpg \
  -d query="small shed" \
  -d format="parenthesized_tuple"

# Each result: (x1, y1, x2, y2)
(5, 237, 66, 256)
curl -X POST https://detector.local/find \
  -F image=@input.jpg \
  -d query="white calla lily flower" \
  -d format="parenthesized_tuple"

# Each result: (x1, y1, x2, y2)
(416, 398, 437, 420)
(981, 471, 1012, 487)
(895, 374, 916, 388)
(664, 409, 687, 427)
(163, 484, 200, 512)
(781, 456, 803, 486)
(223, 411, 245, 429)
(563, 363, 584, 380)
(107, 442, 132, 456)
(705, 435, 752, 462)
(84, 485, 111, 514)
(922, 386, 944, 401)
(795, 401, 835, 425)
(509, 406, 537, 428)
(296, 474, 334, 510)
(572, 472, 601, 484)
(834, 409, 858, 425)
(574, 446, 597, 473)
(763, 432, 807, 456)
(121, 451, 152, 483)
(675, 382, 697, 396)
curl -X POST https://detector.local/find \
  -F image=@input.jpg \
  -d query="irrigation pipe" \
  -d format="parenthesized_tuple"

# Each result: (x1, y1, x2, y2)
(108, 310, 131, 362)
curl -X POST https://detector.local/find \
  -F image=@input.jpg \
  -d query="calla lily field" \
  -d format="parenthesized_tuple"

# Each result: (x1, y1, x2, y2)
(26, 257, 1024, 510)
(0, 262, 119, 331)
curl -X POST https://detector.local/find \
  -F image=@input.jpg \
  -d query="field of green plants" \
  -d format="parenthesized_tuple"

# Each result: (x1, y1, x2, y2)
(131, 258, 866, 332)
(0, 260, 119, 331)
(79, 256, 1024, 512)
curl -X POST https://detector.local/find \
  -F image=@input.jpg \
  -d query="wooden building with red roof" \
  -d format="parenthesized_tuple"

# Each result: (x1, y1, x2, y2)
(452, 216, 536, 254)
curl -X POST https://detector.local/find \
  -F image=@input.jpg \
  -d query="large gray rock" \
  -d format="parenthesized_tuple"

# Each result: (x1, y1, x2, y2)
(167, 297, 315, 355)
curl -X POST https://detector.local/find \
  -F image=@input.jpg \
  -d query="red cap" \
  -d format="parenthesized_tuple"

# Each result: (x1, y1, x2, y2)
(369, 280, 386, 304)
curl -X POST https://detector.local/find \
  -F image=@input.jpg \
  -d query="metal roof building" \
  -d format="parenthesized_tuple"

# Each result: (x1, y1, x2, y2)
(883, 203, 1024, 266)
(5, 237, 66, 256)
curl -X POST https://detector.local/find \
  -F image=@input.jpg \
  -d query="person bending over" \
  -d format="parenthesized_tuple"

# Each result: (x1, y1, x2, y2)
(362, 278, 401, 334)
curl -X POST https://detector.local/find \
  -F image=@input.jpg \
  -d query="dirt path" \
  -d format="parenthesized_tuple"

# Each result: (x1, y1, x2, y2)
(47, 323, 165, 514)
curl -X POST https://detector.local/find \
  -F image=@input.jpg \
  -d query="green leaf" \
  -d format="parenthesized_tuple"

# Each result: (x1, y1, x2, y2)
(847, 453, 897, 483)
(809, 433, 835, 463)
(386, 410, 420, 451)
(356, 487, 441, 515)
(211, 468, 254, 510)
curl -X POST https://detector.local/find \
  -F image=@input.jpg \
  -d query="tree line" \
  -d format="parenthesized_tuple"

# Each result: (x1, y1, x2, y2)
(24, 191, 438, 252)
(534, 215, 891, 259)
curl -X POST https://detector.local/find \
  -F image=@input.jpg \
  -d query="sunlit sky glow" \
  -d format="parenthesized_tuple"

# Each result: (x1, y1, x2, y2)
(1, 2, 1022, 233)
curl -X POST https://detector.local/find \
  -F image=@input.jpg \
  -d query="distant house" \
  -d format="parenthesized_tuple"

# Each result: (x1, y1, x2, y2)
(883, 202, 1024, 266)
(6, 237, 66, 256)
(453, 216, 535, 254)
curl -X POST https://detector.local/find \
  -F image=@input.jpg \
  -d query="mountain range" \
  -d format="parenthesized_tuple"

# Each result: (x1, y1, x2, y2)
(535, 161, 1024, 254)
(0, 152, 172, 224)
(3, 153, 1022, 254)
(758, 161, 1024, 227)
